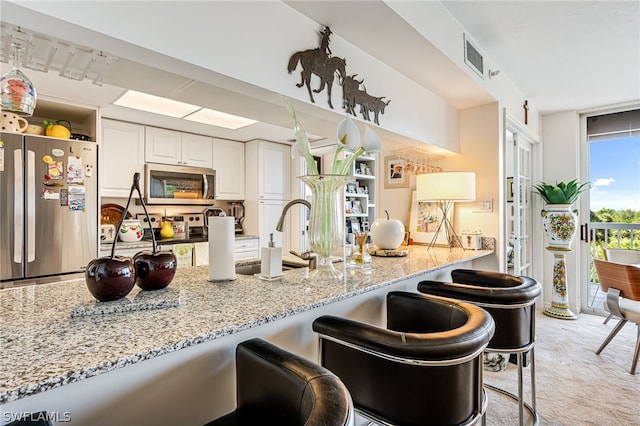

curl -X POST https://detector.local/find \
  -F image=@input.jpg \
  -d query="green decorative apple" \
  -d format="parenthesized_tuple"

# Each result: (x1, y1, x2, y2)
(370, 210, 405, 250)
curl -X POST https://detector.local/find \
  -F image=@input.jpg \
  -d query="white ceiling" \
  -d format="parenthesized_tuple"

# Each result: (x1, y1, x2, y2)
(288, 0, 640, 113)
(2, 1, 638, 146)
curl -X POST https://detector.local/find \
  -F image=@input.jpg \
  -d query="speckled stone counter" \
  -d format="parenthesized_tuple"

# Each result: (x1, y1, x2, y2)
(0, 246, 491, 405)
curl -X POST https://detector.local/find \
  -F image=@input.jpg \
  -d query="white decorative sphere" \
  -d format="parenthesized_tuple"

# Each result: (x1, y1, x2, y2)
(370, 212, 405, 250)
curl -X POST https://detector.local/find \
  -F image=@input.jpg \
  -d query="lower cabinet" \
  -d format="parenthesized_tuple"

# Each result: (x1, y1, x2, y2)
(234, 237, 259, 260)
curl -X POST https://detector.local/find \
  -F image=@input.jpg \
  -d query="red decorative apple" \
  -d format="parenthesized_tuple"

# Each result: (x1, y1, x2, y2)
(371, 210, 405, 250)
(133, 249, 177, 290)
(85, 256, 136, 302)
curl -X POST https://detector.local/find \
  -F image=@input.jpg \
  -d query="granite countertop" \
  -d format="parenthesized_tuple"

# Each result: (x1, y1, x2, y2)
(0, 246, 491, 404)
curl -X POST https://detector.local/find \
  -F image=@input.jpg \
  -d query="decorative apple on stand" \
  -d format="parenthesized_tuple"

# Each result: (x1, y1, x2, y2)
(370, 210, 405, 250)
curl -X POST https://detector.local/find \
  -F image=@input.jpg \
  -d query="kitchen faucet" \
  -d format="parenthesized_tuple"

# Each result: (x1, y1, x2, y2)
(275, 199, 317, 269)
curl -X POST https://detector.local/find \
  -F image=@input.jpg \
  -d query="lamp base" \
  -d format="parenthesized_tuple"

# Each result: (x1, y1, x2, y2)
(426, 201, 466, 252)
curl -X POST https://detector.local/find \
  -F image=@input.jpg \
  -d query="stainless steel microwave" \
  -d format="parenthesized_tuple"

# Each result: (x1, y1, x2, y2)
(144, 164, 216, 205)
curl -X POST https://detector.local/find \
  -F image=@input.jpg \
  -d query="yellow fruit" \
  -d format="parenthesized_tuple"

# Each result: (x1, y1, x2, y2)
(43, 120, 72, 139)
(46, 125, 71, 139)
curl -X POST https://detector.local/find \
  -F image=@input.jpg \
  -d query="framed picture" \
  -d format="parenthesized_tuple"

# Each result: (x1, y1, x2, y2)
(408, 190, 451, 246)
(351, 221, 361, 233)
(506, 177, 514, 202)
(384, 156, 409, 189)
(362, 221, 370, 232)
(356, 186, 365, 194)
(352, 199, 362, 214)
(346, 182, 357, 194)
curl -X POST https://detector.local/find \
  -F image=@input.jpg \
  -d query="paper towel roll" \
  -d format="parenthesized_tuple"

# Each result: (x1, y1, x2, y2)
(208, 216, 236, 281)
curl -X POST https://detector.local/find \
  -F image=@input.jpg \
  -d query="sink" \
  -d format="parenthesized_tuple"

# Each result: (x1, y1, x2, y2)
(235, 261, 306, 276)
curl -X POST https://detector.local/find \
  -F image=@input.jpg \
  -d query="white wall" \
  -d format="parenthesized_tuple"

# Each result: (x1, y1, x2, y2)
(541, 111, 582, 312)
(442, 103, 501, 271)
(3, 1, 460, 152)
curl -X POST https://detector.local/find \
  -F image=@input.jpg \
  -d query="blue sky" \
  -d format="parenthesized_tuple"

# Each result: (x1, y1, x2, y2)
(589, 135, 640, 211)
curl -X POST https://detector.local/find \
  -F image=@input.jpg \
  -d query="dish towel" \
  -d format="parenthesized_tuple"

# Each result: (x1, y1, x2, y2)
(193, 242, 209, 266)
(173, 244, 193, 268)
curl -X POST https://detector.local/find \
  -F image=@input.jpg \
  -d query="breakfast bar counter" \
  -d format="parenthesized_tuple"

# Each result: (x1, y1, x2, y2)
(0, 246, 493, 425)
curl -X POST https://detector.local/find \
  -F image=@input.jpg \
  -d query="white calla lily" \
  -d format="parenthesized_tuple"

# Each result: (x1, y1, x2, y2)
(284, 98, 318, 175)
(362, 125, 382, 153)
(284, 100, 382, 177)
(336, 114, 361, 152)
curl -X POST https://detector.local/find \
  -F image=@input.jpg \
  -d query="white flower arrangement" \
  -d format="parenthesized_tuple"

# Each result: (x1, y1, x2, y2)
(284, 98, 382, 175)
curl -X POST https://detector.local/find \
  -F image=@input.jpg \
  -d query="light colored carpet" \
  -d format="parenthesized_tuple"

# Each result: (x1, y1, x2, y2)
(484, 309, 640, 425)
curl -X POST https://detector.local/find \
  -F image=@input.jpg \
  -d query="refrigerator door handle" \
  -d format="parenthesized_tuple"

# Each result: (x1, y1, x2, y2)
(14, 149, 23, 264)
(27, 150, 36, 262)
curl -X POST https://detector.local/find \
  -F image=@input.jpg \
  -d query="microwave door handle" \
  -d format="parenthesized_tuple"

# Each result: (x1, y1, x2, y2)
(202, 174, 208, 198)
(13, 149, 23, 264)
(27, 150, 36, 262)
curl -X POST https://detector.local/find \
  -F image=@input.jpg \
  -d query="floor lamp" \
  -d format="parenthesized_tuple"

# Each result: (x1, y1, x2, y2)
(416, 172, 476, 250)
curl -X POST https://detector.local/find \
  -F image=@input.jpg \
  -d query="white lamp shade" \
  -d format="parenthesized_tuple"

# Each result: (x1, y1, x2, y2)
(416, 172, 476, 201)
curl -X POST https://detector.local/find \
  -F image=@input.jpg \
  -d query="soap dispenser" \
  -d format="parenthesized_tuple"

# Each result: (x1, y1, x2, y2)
(260, 233, 282, 279)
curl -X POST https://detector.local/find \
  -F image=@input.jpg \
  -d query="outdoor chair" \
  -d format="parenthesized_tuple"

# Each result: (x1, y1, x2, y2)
(593, 259, 640, 375)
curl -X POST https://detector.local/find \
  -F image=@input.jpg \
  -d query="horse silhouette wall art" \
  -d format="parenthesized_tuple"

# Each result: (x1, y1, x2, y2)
(287, 26, 391, 123)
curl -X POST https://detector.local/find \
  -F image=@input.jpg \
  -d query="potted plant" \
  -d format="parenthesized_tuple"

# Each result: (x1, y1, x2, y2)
(532, 179, 589, 205)
(533, 179, 588, 320)
(533, 179, 588, 250)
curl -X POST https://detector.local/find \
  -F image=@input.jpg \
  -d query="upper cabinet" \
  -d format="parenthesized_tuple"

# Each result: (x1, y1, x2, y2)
(101, 119, 145, 198)
(246, 141, 291, 200)
(212, 138, 245, 200)
(145, 127, 213, 169)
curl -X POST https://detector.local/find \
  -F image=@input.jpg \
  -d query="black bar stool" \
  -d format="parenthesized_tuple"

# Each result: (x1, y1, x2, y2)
(418, 269, 542, 426)
(204, 337, 354, 426)
(313, 291, 495, 426)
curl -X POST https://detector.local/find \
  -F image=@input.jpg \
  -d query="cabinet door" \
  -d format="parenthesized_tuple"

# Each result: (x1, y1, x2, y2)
(101, 119, 145, 197)
(212, 138, 245, 199)
(259, 142, 290, 200)
(145, 127, 182, 165)
(182, 133, 213, 168)
(259, 199, 290, 254)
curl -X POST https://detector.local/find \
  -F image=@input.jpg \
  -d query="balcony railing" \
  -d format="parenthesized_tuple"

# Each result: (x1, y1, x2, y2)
(586, 222, 640, 310)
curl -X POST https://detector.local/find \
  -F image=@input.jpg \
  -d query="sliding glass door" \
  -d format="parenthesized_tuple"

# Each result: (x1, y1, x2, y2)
(580, 108, 640, 314)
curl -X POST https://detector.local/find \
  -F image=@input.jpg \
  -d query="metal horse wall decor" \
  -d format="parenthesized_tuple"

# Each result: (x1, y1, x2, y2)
(287, 26, 391, 125)
(287, 27, 346, 109)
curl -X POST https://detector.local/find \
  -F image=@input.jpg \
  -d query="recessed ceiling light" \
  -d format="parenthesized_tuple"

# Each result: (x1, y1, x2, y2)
(183, 108, 257, 130)
(113, 90, 200, 118)
(112, 90, 258, 130)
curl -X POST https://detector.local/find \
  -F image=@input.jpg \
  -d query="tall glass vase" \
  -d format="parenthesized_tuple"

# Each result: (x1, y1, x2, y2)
(299, 174, 353, 280)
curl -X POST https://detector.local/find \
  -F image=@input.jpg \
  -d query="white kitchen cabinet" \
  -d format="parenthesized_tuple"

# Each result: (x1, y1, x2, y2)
(234, 237, 259, 260)
(259, 199, 290, 254)
(145, 126, 213, 169)
(246, 140, 290, 200)
(101, 119, 145, 197)
(244, 141, 292, 255)
(212, 138, 245, 200)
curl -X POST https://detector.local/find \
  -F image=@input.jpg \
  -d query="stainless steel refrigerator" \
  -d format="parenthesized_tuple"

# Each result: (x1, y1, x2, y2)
(1, 132, 98, 284)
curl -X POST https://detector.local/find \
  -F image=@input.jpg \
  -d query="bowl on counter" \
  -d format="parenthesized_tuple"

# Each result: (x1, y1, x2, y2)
(119, 219, 144, 242)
